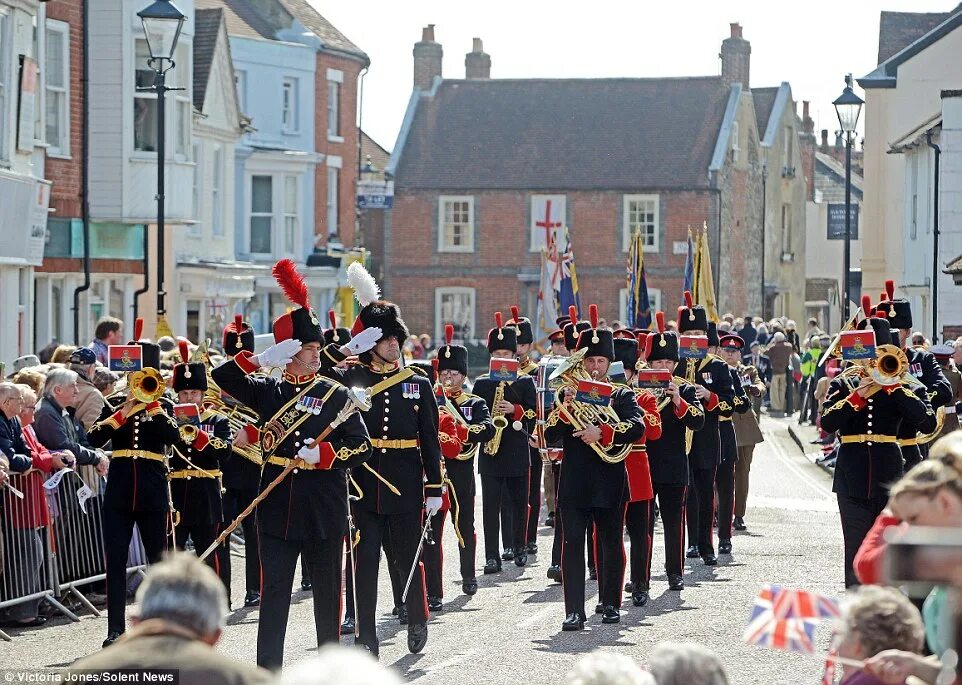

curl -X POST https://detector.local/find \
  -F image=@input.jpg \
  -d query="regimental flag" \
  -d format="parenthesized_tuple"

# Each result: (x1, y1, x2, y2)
(693, 226, 720, 323)
(108, 345, 142, 372)
(839, 330, 876, 361)
(489, 358, 519, 382)
(679, 335, 709, 360)
(173, 403, 200, 426)
(535, 204, 581, 344)
(743, 585, 841, 655)
(626, 229, 652, 329)
(576, 379, 613, 407)
(636, 369, 671, 389)
(683, 227, 695, 300)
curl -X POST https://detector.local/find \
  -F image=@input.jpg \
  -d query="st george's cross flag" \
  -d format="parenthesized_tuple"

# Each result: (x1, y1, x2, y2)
(534, 197, 581, 344)
(743, 585, 840, 655)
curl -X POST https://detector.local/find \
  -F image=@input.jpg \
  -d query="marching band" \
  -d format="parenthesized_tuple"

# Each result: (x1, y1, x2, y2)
(82, 256, 957, 668)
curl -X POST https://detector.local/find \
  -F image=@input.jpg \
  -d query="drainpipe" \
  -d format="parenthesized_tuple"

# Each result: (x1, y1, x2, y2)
(132, 225, 150, 323)
(355, 65, 368, 250)
(71, 0, 91, 345)
(926, 131, 941, 342)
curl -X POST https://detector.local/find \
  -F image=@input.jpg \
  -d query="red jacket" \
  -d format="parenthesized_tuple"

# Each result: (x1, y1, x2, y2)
(853, 512, 900, 585)
(3, 424, 54, 529)
(625, 390, 663, 502)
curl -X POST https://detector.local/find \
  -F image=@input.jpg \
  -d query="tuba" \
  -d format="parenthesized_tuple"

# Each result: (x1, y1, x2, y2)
(549, 349, 633, 464)
(129, 367, 166, 403)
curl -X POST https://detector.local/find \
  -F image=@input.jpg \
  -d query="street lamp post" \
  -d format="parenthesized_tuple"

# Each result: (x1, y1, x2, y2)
(760, 161, 767, 320)
(833, 74, 864, 329)
(137, 0, 186, 328)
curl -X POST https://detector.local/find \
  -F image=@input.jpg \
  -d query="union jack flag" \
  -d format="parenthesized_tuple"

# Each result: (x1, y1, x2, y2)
(743, 585, 840, 655)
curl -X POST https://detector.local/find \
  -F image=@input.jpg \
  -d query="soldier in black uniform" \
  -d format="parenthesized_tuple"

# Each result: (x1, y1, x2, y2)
(473, 312, 537, 573)
(678, 294, 735, 567)
(638, 315, 704, 594)
(878, 280, 952, 469)
(821, 302, 936, 587)
(87, 328, 195, 647)
(215, 316, 263, 608)
(545, 305, 646, 630)
(715, 334, 752, 556)
(317, 262, 443, 658)
(169, 341, 232, 590)
(436, 326, 496, 595)
(212, 260, 374, 670)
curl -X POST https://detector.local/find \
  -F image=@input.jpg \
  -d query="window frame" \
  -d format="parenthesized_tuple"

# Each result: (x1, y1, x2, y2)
(437, 195, 475, 253)
(326, 166, 338, 238)
(730, 120, 740, 164)
(621, 194, 660, 253)
(234, 69, 246, 112)
(211, 145, 224, 237)
(281, 76, 298, 134)
(435, 286, 476, 342)
(529, 194, 566, 252)
(248, 173, 274, 258)
(283, 174, 299, 256)
(189, 141, 202, 236)
(327, 80, 339, 139)
(44, 19, 70, 157)
(781, 202, 792, 253)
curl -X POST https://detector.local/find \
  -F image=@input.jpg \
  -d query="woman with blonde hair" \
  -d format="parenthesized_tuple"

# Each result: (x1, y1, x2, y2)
(49, 344, 77, 364)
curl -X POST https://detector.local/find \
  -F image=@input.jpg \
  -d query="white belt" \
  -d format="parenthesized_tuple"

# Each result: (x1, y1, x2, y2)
(945, 406, 957, 415)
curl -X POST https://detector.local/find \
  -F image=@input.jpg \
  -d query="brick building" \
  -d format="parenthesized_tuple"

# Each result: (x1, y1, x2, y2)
(383, 24, 809, 343)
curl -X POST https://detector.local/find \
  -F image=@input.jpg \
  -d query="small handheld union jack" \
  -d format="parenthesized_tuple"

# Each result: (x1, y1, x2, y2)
(743, 585, 840, 655)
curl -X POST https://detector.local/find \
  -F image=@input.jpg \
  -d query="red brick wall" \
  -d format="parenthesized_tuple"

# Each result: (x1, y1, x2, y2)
(41, 258, 144, 275)
(384, 189, 713, 338)
(44, 0, 84, 221)
(314, 53, 363, 248)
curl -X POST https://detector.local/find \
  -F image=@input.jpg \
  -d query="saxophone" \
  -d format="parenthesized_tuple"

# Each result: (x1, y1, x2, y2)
(484, 382, 509, 456)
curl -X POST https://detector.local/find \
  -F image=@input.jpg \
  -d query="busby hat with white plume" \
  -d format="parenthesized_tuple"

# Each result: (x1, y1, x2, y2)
(347, 262, 409, 343)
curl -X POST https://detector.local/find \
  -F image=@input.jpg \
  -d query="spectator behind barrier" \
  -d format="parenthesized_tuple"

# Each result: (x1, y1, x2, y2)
(72, 553, 269, 685)
(565, 650, 655, 685)
(91, 368, 120, 396)
(10, 368, 45, 396)
(647, 642, 729, 685)
(274, 646, 402, 685)
(33, 369, 105, 473)
(0, 382, 31, 473)
(49, 345, 77, 365)
(67, 347, 106, 432)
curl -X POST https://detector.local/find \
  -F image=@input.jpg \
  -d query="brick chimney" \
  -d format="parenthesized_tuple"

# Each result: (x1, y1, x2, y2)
(801, 100, 814, 134)
(414, 25, 443, 91)
(821, 129, 829, 151)
(719, 22, 751, 90)
(465, 37, 491, 79)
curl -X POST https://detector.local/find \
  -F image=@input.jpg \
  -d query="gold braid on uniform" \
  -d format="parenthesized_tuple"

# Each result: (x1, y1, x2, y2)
(716, 399, 733, 412)
(336, 443, 370, 461)
(442, 476, 465, 548)
(467, 423, 487, 434)
(439, 433, 459, 444)
(522, 408, 536, 420)
(545, 408, 561, 428)
(611, 421, 634, 434)
(644, 411, 662, 428)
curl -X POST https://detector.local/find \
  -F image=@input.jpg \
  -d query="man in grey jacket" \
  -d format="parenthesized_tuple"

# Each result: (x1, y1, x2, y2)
(33, 368, 106, 473)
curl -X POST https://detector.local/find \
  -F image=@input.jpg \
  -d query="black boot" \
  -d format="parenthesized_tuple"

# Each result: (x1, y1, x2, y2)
(733, 516, 747, 531)
(719, 539, 733, 555)
(668, 574, 684, 591)
(601, 606, 621, 624)
(546, 565, 562, 582)
(483, 558, 502, 575)
(243, 590, 260, 607)
(686, 545, 700, 558)
(102, 632, 122, 648)
(462, 578, 478, 595)
(514, 547, 528, 567)
(398, 606, 409, 625)
(632, 588, 650, 607)
(501, 548, 514, 561)
(428, 596, 443, 612)
(340, 616, 355, 635)
(562, 613, 585, 631)
(407, 623, 428, 654)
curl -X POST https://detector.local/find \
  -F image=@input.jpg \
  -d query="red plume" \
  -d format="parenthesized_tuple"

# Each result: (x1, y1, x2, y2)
(879, 292, 888, 303)
(655, 311, 665, 333)
(677, 306, 685, 323)
(494, 311, 503, 329)
(178, 340, 190, 365)
(272, 258, 310, 309)
(636, 332, 648, 353)
(643, 332, 654, 360)
(589, 304, 599, 329)
(134, 318, 144, 341)
(233, 314, 243, 333)
(445, 323, 454, 345)
(568, 305, 578, 323)
(684, 291, 693, 309)
(431, 358, 439, 374)
(510, 305, 520, 322)
(328, 309, 337, 329)
(885, 279, 895, 300)
(861, 295, 873, 317)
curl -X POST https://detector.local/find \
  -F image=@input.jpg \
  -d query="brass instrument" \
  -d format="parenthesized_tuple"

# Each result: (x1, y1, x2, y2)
(869, 344, 909, 387)
(484, 382, 510, 456)
(205, 350, 264, 465)
(549, 349, 633, 464)
(179, 423, 199, 444)
(130, 367, 166, 403)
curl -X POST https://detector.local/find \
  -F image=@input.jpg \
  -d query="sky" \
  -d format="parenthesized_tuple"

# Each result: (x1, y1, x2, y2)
(311, 0, 955, 155)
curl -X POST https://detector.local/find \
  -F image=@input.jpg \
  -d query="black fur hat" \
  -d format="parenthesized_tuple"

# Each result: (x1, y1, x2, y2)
(354, 301, 410, 343)
(706, 321, 720, 348)
(575, 305, 615, 361)
(645, 312, 679, 363)
(677, 291, 709, 334)
(613, 337, 639, 371)
(507, 305, 534, 346)
(129, 318, 161, 370)
(880, 280, 913, 330)
(437, 324, 469, 375)
(323, 309, 352, 347)
(222, 314, 255, 356)
(271, 259, 323, 344)
(486, 312, 518, 354)
(172, 340, 207, 392)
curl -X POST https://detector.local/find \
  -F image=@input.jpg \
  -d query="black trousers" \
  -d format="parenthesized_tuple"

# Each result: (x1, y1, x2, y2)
(551, 463, 564, 567)
(446, 460, 477, 580)
(561, 505, 625, 618)
(648, 484, 688, 581)
(173, 521, 230, 593)
(481, 474, 528, 560)
(424, 507, 447, 598)
(256, 531, 342, 670)
(222, 486, 260, 594)
(344, 520, 402, 620)
(526, 453, 543, 545)
(837, 494, 888, 588)
(903, 444, 923, 471)
(715, 459, 736, 542)
(624, 499, 653, 589)
(354, 508, 428, 652)
(104, 507, 168, 635)
(686, 466, 718, 556)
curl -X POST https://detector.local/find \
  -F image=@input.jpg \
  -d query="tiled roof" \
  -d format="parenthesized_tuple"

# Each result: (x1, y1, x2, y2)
(752, 87, 779, 138)
(814, 152, 863, 203)
(194, 0, 274, 40)
(877, 8, 957, 64)
(395, 77, 730, 191)
(361, 130, 391, 179)
(276, 0, 367, 61)
(193, 9, 223, 110)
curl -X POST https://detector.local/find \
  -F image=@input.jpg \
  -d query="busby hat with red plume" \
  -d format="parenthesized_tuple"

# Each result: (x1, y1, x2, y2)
(645, 311, 679, 363)
(856, 295, 893, 342)
(223, 314, 254, 356)
(172, 338, 208, 392)
(575, 304, 615, 361)
(271, 259, 323, 344)
(323, 309, 353, 347)
(128, 317, 161, 370)
(437, 323, 468, 375)
(487, 311, 518, 354)
(563, 305, 591, 351)
(506, 305, 534, 346)
(880, 279, 913, 330)
(347, 262, 409, 345)
(677, 291, 709, 334)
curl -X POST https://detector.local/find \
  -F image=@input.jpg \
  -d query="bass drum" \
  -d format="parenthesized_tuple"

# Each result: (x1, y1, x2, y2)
(536, 355, 566, 463)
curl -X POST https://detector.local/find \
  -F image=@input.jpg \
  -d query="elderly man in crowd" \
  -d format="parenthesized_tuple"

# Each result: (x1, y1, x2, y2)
(565, 650, 655, 685)
(0, 385, 73, 628)
(33, 369, 106, 474)
(66, 347, 106, 432)
(648, 642, 730, 685)
(72, 554, 269, 685)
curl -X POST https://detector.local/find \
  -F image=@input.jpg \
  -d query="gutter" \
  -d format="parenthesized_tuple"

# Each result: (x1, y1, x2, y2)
(927, 131, 941, 341)
(71, 0, 91, 345)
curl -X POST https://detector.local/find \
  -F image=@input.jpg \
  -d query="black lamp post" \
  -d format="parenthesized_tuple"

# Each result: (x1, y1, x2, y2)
(760, 160, 767, 320)
(137, 0, 186, 325)
(833, 74, 864, 328)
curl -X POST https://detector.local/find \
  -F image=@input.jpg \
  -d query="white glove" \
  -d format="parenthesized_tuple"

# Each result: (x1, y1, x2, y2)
(425, 496, 443, 517)
(346, 327, 383, 355)
(258, 338, 302, 367)
(297, 438, 321, 465)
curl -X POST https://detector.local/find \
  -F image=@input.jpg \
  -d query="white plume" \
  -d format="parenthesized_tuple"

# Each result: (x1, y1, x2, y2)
(347, 262, 380, 307)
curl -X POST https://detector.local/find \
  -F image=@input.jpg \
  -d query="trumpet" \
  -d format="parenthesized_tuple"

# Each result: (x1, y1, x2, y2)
(130, 367, 166, 403)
